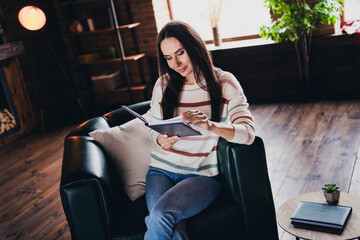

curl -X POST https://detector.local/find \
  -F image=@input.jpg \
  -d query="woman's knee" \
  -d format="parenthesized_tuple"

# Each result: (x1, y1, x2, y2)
(149, 204, 180, 226)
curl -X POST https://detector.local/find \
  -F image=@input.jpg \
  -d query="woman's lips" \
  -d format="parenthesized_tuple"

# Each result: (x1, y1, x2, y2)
(177, 66, 187, 73)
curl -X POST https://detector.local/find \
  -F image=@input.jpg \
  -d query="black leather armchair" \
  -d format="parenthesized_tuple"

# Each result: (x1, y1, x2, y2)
(60, 101, 278, 240)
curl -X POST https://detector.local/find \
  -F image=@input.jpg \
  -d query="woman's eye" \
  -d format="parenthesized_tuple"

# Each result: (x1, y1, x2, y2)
(165, 57, 172, 61)
(178, 51, 184, 56)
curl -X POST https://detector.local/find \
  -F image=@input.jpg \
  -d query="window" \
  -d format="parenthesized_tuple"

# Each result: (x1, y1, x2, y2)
(168, 0, 360, 43)
(343, 0, 360, 22)
(168, 0, 360, 42)
(168, 0, 272, 42)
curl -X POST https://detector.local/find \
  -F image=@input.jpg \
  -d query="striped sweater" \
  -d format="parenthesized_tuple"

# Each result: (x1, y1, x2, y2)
(149, 68, 255, 177)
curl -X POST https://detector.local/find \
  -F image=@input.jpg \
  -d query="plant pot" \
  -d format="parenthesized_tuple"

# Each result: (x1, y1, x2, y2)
(323, 191, 340, 204)
(212, 26, 222, 47)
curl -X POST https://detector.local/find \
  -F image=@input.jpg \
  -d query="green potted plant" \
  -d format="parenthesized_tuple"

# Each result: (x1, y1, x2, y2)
(322, 183, 340, 204)
(260, 0, 343, 94)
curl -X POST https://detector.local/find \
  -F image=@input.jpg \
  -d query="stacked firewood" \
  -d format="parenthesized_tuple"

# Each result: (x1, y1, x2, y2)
(0, 108, 16, 135)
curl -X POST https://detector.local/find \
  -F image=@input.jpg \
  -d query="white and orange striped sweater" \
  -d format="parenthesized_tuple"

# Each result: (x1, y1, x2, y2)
(149, 68, 255, 177)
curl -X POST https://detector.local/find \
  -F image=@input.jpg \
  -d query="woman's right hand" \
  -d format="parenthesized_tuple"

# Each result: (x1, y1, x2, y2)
(156, 134, 180, 149)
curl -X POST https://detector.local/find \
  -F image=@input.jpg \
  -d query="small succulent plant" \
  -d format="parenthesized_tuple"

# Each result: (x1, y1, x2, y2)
(322, 184, 339, 193)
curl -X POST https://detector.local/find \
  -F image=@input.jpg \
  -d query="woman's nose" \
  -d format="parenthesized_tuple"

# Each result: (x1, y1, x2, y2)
(174, 56, 181, 67)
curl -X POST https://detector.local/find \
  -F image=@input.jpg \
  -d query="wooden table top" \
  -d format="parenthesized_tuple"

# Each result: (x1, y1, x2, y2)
(277, 191, 360, 240)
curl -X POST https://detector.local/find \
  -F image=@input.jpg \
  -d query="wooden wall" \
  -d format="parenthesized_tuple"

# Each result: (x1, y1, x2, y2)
(0, 4, 36, 146)
(1, 0, 77, 128)
(211, 34, 360, 103)
(0, 0, 163, 125)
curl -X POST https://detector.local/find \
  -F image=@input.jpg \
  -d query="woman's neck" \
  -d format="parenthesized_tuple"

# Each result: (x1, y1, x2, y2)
(184, 73, 198, 85)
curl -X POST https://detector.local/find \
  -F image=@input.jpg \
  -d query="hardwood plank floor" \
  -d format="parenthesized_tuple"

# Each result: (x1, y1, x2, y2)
(0, 100, 359, 240)
(0, 124, 75, 240)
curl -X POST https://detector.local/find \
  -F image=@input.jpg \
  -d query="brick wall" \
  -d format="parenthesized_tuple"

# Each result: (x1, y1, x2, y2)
(128, 0, 171, 83)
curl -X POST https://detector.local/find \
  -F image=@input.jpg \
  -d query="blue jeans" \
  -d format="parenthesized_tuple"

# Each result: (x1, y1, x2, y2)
(144, 167, 221, 240)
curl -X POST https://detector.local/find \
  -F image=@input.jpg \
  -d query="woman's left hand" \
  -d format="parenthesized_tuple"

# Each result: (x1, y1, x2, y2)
(181, 110, 213, 131)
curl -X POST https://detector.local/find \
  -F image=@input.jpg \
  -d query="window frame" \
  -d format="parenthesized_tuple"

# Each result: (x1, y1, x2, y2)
(340, 1, 360, 26)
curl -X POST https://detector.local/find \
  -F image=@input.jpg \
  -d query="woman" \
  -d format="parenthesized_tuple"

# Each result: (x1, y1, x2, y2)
(145, 21, 255, 240)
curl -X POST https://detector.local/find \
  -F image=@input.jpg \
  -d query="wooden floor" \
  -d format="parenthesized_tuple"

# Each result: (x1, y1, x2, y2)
(0, 100, 359, 240)
(251, 100, 360, 239)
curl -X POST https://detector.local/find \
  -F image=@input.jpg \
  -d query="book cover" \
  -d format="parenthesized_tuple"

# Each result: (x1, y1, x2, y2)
(121, 105, 201, 137)
(290, 201, 352, 230)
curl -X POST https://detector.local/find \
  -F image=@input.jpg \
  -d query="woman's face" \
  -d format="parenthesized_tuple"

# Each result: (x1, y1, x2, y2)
(160, 37, 195, 82)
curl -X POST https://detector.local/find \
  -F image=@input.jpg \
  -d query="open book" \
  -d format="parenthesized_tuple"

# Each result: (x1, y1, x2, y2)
(121, 105, 201, 137)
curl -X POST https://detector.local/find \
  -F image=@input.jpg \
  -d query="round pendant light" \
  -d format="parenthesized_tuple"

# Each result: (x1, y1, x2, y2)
(18, 6, 46, 31)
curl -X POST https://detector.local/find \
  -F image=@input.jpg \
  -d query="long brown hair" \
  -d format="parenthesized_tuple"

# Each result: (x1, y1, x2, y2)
(157, 21, 222, 122)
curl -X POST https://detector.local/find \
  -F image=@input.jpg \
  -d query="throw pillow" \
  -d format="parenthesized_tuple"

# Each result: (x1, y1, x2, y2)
(89, 111, 160, 201)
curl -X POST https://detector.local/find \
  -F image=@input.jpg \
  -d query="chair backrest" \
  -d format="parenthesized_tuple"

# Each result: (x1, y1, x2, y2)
(104, 100, 151, 127)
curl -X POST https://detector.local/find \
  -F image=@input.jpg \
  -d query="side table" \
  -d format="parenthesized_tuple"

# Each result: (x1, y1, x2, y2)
(277, 191, 360, 240)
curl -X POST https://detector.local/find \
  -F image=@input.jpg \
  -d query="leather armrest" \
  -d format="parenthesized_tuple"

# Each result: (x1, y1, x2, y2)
(104, 100, 151, 127)
(59, 101, 149, 240)
(66, 117, 110, 138)
(60, 136, 112, 240)
(217, 136, 278, 239)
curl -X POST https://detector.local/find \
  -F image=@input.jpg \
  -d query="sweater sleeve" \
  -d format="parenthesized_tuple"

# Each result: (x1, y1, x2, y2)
(220, 71, 255, 145)
(149, 78, 164, 143)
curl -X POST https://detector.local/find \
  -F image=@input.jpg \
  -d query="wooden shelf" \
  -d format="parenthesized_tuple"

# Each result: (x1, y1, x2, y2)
(56, 0, 99, 7)
(81, 53, 145, 65)
(65, 23, 141, 37)
(55, 0, 148, 104)
(79, 84, 147, 94)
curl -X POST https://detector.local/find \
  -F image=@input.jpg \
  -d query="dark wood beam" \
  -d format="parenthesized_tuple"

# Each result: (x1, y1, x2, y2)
(0, 41, 25, 61)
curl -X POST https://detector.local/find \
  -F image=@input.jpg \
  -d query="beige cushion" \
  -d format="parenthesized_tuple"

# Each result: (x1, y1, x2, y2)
(89, 111, 160, 201)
